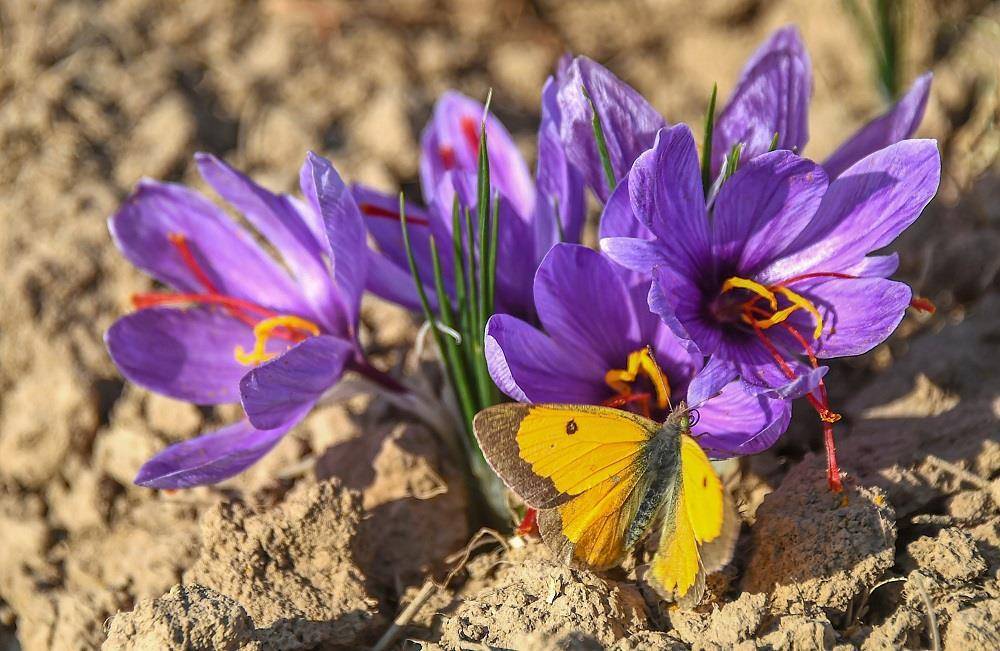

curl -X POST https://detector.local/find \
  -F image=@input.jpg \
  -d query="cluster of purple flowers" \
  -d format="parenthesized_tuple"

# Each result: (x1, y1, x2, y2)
(106, 26, 939, 490)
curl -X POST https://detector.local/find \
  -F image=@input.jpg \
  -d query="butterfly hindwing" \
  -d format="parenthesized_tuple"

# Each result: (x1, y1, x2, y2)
(473, 403, 657, 509)
(647, 434, 739, 607)
(537, 463, 653, 570)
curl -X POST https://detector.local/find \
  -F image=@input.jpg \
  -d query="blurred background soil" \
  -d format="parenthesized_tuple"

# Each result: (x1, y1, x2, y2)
(0, 0, 997, 649)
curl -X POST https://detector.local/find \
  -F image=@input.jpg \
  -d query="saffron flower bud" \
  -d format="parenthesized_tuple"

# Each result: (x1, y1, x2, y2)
(355, 87, 584, 320)
(106, 152, 395, 488)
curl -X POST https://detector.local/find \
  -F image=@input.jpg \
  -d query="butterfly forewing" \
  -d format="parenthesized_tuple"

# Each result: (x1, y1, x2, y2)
(473, 403, 658, 509)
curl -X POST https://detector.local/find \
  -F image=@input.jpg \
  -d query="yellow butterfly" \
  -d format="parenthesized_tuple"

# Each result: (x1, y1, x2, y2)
(473, 401, 739, 607)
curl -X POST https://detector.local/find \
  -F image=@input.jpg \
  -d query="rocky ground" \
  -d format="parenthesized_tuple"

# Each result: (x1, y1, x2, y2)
(0, 0, 997, 649)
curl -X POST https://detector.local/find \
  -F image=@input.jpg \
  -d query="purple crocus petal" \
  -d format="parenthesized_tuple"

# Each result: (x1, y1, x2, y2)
(739, 360, 827, 400)
(302, 153, 368, 335)
(195, 153, 338, 331)
(537, 76, 586, 244)
(713, 26, 812, 175)
(824, 73, 932, 179)
(240, 335, 356, 430)
(534, 244, 641, 366)
(352, 184, 438, 278)
(757, 139, 940, 283)
(844, 253, 899, 278)
(420, 91, 535, 219)
(364, 250, 429, 313)
(109, 180, 311, 317)
(648, 267, 703, 348)
(598, 179, 660, 288)
(799, 276, 912, 357)
(628, 125, 710, 278)
(485, 314, 608, 404)
(598, 175, 650, 240)
(686, 356, 739, 407)
(134, 416, 300, 489)
(491, 195, 541, 318)
(695, 384, 791, 458)
(557, 56, 667, 201)
(600, 237, 671, 275)
(106, 307, 260, 405)
(646, 318, 703, 398)
(711, 150, 827, 275)
(353, 184, 443, 312)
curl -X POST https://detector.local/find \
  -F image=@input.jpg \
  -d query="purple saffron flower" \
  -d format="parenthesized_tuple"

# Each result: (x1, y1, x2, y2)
(554, 26, 931, 195)
(354, 88, 584, 319)
(106, 152, 384, 488)
(709, 26, 932, 180)
(601, 124, 941, 403)
(485, 243, 791, 458)
(556, 56, 667, 202)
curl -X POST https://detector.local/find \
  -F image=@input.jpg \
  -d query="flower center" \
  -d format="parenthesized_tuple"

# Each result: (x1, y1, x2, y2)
(131, 232, 321, 367)
(716, 272, 858, 492)
(718, 276, 826, 339)
(602, 346, 671, 418)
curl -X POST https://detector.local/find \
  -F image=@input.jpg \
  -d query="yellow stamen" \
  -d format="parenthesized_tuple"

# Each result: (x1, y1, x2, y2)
(749, 286, 824, 339)
(234, 315, 320, 366)
(604, 346, 672, 409)
(721, 276, 778, 310)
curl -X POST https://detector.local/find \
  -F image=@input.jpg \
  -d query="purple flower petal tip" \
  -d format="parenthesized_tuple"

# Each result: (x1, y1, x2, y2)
(134, 419, 294, 489)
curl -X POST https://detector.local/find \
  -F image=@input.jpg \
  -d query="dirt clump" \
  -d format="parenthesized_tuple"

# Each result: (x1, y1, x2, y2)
(945, 599, 1000, 651)
(667, 592, 768, 648)
(439, 559, 649, 650)
(103, 584, 260, 651)
(182, 479, 380, 650)
(905, 528, 989, 585)
(742, 459, 897, 616)
(317, 423, 470, 599)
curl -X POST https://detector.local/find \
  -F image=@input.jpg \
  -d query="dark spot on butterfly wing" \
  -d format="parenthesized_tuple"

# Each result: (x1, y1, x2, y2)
(702, 476, 708, 488)
(565, 419, 578, 435)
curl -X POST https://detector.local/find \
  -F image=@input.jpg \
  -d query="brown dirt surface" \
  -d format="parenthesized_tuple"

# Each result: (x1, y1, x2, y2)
(439, 559, 650, 649)
(182, 479, 380, 649)
(103, 584, 261, 651)
(0, 0, 998, 649)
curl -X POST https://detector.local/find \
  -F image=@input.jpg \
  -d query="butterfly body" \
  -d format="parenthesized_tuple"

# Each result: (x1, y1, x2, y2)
(473, 401, 738, 607)
(624, 420, 681, 549)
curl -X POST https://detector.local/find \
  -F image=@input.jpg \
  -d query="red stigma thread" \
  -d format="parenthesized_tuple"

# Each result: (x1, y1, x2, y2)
(730, 273, 856, 492)
(358, 203, 430, 227)
(602, 391, 654, 419)
(748, 306, 844, 492)
(439, 145, 456, 169)
(910, 296, 936, 314)
(131, 233, 310, 344)
(167, 233, 219, 294)
(459, 116, 480, 157)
